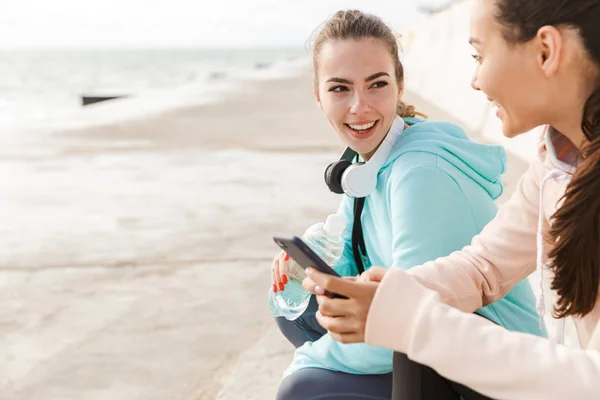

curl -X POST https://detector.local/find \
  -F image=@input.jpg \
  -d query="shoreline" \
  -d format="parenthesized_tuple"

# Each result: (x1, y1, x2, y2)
(0, 54, 311, 137)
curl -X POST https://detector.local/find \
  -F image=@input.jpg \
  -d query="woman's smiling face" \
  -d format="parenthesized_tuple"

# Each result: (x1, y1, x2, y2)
(315, 37, 402, 160)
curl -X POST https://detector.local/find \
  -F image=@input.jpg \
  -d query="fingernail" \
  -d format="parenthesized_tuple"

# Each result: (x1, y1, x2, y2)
(315, 285, 325, 295)
(279, 282, 285, 291)
(282, 275, 288, 284)
(272, 284, 277, 293)
(284, 253, 290, 261)
(305, 267, 313, 274)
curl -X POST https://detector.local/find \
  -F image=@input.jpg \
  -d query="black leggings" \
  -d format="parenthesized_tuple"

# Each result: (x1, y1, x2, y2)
(277, 368, 393, 400)
(392, 352, 494, 400)
(275, 296, 493, 400)
(275, 296, 393, 400)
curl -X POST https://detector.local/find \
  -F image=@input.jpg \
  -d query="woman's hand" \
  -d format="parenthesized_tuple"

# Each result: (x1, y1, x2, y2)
(301, 267, 388, 344)
(271, 251, 290, 293)
(302, 266, 389, 294)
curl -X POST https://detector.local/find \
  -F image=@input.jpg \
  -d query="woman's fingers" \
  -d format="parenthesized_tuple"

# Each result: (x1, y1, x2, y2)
(315, 311, 351, 333)
(306, 267, 365, 299)
(271, 256, 279, 292)
(315, 309, 365, 344)
(274, 251, 285, 291)
(306, 268, 377, 345)
(302, 275, 316, 293)
(302, 276, 325, 295)
(271, 252, 282, 292)
(315, 311, 362, 334)
(358, 266, 387, 282)
(280, 251, 289, 285)
(315, 294, 351, 317)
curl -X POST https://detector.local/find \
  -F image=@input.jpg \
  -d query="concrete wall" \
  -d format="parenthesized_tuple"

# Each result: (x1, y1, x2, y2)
(400, 0, 540, 161)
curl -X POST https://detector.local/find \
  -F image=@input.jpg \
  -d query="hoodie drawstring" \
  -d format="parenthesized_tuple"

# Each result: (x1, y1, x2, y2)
(536, 169, 570, 344)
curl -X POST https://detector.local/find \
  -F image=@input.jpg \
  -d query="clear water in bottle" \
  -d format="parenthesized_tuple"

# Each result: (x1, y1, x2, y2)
(268, 213, 346, 321)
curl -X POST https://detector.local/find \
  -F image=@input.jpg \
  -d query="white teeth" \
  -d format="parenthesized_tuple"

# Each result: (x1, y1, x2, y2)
(348, 121, 376, 131)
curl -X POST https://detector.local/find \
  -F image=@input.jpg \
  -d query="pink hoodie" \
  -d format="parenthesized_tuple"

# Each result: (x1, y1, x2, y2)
(365, 126, 600, 399)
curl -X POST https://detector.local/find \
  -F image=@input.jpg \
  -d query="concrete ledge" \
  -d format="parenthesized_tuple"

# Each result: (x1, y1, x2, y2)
(217, 326, 292, 400)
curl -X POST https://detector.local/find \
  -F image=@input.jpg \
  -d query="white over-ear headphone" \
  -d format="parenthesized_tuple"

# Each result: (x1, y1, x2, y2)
(324, 116, 405, 198)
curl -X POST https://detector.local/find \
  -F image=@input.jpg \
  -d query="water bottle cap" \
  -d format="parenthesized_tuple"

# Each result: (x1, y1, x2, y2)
(323, 214, 346, 237)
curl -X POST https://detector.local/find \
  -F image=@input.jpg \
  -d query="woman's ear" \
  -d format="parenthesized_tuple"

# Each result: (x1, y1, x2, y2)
(536, 25, 563, 78)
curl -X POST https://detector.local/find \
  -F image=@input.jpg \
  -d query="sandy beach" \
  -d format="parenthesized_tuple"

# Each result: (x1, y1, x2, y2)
(1, 62, 557, 400)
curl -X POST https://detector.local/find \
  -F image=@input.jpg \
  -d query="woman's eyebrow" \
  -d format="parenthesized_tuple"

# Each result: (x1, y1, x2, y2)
(326, 77, 352, 84)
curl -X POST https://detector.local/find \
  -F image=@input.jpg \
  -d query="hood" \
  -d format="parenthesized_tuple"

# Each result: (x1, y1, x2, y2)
(382, 118, 507, 200)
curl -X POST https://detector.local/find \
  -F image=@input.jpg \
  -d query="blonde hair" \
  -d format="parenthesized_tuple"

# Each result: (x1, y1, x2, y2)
(310, 10, 426, 118)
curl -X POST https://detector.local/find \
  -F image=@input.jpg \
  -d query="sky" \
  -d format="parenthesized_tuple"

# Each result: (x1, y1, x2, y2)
(0, 0, 448, 49)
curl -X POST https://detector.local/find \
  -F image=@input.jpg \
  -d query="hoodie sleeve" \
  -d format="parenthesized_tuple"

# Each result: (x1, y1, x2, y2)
(365, 269, 600, 400)
(332, 195, 360, 277)
(399, 154, 544, 311)
(366, 155, 545, 357)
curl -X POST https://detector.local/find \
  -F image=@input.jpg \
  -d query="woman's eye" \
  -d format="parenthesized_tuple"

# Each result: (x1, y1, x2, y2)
(328, 85, 349, 92)
(471, 54, 482, 64)
(370, 81, 388, 89)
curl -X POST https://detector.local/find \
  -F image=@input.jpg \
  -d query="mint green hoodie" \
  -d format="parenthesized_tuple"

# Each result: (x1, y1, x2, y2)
(284, 118, 546, 377)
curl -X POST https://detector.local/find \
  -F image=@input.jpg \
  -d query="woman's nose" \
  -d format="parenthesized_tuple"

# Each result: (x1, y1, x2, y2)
(349, 92, 371, 114)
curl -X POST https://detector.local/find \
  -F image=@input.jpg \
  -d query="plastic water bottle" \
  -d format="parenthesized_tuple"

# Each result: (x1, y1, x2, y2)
(268, 213, 346, 321)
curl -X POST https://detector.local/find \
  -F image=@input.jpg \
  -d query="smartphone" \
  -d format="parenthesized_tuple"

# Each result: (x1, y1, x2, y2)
(273, 236, 347, 299)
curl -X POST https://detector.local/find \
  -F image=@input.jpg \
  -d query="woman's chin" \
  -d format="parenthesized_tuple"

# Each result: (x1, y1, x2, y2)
(501, 125, 517, 138)
(342, 131, 384, 158)
(347, 141, 374, 156)
(501, 119, 535, 138)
